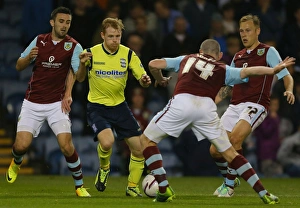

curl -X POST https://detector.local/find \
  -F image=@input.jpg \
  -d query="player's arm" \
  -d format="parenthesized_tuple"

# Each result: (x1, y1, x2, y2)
(215, 54, 235, 104)
(283, 74, 294, 104)
(225, 57, 295, 86)
(62, 43, 83, 112)
(215, 86, 232, 104)
(129, 51, 151, 87)
(77, 50, 92, 82)
(61, 69, 76, 113)
(240, 57, 295, 78)
(267, 47, 295, 104)
(148, 59, 167, 86)
(148, 55, 184, 87)
(139, 74, 152, 88)
(16, 37, 38, 71)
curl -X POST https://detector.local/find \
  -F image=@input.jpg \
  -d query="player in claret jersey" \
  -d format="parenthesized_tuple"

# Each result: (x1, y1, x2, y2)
(140, 38, 294, 204)
(210, 14, 295, 203)
(6, 6, 90, 197)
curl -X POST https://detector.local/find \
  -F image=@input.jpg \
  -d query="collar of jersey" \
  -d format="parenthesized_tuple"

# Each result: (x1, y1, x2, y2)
(102, 44, 119, 55)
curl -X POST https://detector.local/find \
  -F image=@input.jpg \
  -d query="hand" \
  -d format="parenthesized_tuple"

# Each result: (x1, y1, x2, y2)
(154, 76, 172, 87)
(79, 52, 92, 64)
(61, 96, 73, 114)
(140, 74, 151, 87)
(27, 46, 38, 61)
(274, 56, 296, 74)
(284, 90, 295, 105)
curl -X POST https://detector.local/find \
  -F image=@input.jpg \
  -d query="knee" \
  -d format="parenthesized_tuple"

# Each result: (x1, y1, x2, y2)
(131, 147, 144, 158)
(209, 145, 221, 158)
(59, 142, 74, 156)
(99, 140, 114, 150)
(128, 142, 144, 158)
(140, 134, 154, 149)
(97, 131, 114, 151)
(13, 143, 28, 154)
(230, 124, 251, 149)
(13, 133, 32, 153)
(229, 133, 243, 149)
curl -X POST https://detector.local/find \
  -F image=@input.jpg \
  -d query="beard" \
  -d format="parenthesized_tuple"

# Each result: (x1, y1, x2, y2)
(54, 28, 67, 40)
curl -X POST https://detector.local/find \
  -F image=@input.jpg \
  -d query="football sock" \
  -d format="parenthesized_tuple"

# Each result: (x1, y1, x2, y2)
(12, 148, 24, 165)
(143, 145, 168, 193)
(128, 154, 144, 187)
(97, 143, 112, 170)
(65, 150, 83, 189)
(226, 149, 243, 188)
(230, 154, 267, 197)
(236, 149, 244, 155)
(214, 157, 228, 178)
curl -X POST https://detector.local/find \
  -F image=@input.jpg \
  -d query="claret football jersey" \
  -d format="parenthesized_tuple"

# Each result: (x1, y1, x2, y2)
(21, 33, 82, 104)
(230, 43, 289, 110)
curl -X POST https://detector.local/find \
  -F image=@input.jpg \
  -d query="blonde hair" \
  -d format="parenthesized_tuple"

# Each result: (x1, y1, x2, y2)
(239, 14, 260, 28)
(101, 17, 124, 33)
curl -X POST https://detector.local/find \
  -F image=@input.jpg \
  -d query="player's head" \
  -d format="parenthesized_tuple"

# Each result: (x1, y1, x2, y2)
(50, 7, 72, 40)
(239, 14, 261, 49)
(101, 18, 124, 53)
(199, 39, 223, 61)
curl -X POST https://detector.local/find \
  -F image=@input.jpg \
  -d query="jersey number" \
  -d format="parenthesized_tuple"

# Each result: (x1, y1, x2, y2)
(182, 57, 215, 80)
(246, 106, 258, 119)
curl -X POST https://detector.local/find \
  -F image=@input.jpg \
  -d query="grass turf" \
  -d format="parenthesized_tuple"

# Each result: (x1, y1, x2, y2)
(1, 175, 300, 208)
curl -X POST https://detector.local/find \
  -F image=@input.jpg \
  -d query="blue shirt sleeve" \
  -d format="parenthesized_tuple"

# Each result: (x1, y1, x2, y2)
(225, 65, 249, 86)
(20, 36, 38, 62)
(71, 43, 83, 73)
(267, 47, 290, 80)
(163, 55, 185, 72)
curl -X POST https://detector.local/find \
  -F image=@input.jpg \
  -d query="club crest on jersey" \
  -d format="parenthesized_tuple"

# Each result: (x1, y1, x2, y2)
(120, 58, 126, 68)
(64, 42, 73, 51)
(257, 48, 265, 56)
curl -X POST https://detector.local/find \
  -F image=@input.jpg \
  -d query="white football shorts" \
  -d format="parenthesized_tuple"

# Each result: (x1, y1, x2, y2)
(17, 99, 71, 137)
(144, 93, 232, 153)
(220, 102, 267, 132)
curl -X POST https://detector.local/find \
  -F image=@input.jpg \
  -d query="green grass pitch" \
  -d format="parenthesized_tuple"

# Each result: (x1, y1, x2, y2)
(1, 175, 300, 208)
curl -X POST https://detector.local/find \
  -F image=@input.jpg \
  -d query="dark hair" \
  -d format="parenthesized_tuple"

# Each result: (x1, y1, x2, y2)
(200, 39, 220, 57)
(50, 6, 72, 20)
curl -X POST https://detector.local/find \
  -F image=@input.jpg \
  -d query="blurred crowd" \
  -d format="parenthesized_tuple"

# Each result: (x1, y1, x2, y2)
(1, 0, 300, 177)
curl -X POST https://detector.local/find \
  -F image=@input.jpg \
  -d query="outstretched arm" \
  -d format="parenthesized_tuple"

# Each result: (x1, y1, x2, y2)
(148, 59, 172, 87)
(240, 57, 295, 78)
